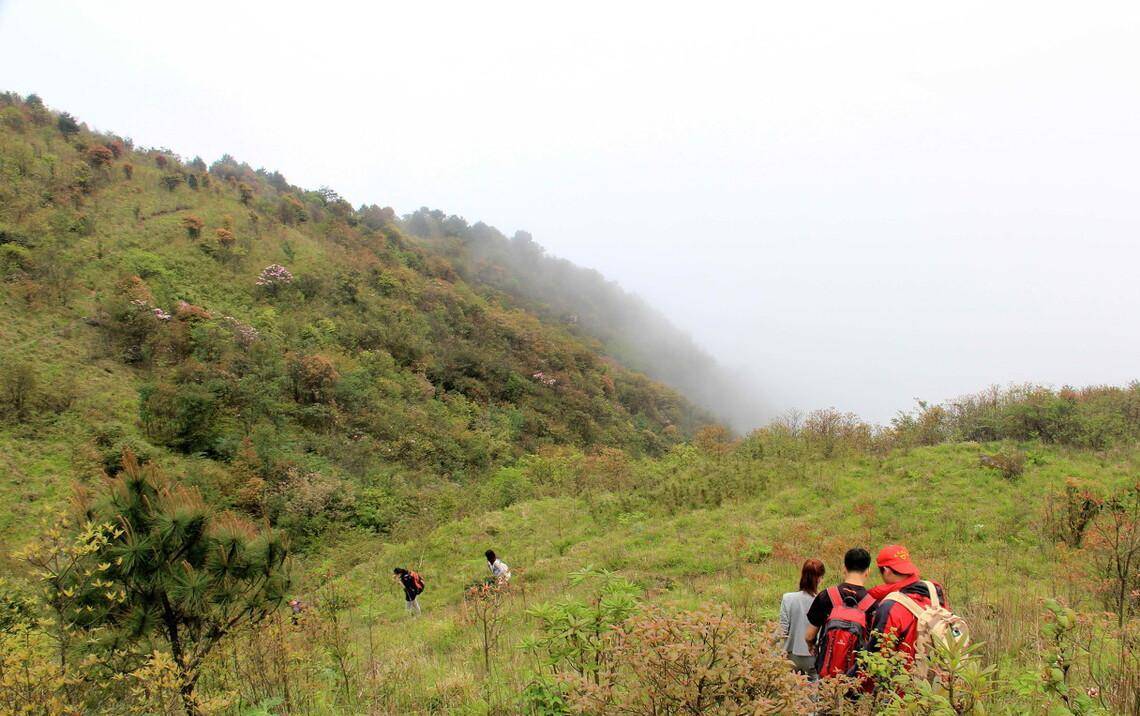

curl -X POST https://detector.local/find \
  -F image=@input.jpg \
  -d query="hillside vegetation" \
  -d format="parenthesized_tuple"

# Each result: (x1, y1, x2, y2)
(0, 91, 709, 549)
(1, 92, 1139, 715)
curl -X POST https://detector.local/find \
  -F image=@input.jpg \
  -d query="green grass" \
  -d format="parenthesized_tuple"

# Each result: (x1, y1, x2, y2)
(235, 441, 1135, 711)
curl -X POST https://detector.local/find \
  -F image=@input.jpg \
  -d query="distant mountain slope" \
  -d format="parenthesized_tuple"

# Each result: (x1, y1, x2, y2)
(0, 92, 713, 544)
(401, 208, 767, 431)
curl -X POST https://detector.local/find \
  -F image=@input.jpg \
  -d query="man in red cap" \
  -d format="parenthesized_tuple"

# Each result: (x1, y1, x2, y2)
(863, 544, 948, 664)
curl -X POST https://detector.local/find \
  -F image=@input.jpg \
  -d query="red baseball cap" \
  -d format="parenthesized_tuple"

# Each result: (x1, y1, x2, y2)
(876, 544, 917, 576)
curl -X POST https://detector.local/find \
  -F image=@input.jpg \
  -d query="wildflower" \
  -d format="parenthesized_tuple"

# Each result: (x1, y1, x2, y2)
(152, 307, 171, 321)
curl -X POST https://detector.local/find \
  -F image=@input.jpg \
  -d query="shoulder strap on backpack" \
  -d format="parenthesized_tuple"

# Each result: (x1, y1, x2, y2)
(883, 591, 925, 620)
(923, 581, 939, 609)
(826, 586, 841, 609)
(855, 593, 876, 612)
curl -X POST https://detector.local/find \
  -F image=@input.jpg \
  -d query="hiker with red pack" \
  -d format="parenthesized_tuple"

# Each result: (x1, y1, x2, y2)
(864, 544, 969, 675)
(393, 566, 425, 616)
(803, 547, 875, 678)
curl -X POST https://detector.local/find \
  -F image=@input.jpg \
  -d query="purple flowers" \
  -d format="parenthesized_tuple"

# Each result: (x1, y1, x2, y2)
(152, 307, 172, 321)
(256, 264, 293, 290)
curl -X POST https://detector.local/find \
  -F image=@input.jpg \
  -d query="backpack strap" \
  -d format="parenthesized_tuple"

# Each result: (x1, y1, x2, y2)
(826, 586, 841, 609)
(923, 581, 939, 609)
(855, 593, 876, 612)
(883, 591, 925, 620)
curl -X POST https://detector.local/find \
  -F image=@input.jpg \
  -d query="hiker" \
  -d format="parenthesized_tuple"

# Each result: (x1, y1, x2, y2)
(779, 559, 826, 676)
(287, 598, 306, 625)
(803, 547, 875, 678)
(863, 544, 965, 672)
(393, 567, 424, 615)
(485, 549, 511, 583)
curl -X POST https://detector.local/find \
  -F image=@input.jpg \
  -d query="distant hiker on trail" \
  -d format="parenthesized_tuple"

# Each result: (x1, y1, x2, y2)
(485, 549, 511, 583)
(779, 559, 825, 676)
(863, 544, 968, 674)
(393, 567, 424, 615)
(804, 547, 875, 678)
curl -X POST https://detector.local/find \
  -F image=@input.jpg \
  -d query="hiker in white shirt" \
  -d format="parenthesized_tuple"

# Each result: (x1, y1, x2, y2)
(485, 549, 511, 582)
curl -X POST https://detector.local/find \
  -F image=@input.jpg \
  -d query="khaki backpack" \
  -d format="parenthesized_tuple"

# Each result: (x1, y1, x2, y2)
(882, 580, 970, 678)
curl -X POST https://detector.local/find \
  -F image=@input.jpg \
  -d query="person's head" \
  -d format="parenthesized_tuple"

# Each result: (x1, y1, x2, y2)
(843, 547, 872, 576)
(393, 567, 407, 576)
(485, 549, 496, 564)
(876, 544, 917, 583)
(798, 558, 826, 595)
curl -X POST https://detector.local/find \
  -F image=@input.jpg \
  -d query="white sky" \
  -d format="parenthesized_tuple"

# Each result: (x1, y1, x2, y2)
(2, 1, 1138, 424)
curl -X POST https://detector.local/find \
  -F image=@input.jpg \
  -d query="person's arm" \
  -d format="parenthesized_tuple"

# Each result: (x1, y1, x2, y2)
(804, 591, 828, 654)
(777, 595, 791, 639)
(804, 623, 819, 655)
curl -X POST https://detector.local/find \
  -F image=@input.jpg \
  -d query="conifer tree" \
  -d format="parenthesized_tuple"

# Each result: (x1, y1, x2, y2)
(73, 453, 290, 715)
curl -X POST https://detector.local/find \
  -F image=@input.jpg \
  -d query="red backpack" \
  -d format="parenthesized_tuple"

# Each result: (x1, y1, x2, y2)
(816, 587, 876, 677)
(409, 571, 425, 595)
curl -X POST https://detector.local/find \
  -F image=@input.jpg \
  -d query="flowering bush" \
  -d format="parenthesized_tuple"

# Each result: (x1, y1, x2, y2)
(532, 371, 557, 387)
(223, 316, 259, 348)
(257, 264, 293, 293)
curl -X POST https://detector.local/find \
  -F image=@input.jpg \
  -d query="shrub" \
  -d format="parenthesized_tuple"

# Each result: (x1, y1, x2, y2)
(181, 215, 204, 239)
(1085, 484, 1140, 626)
(979, 444, 1027, 480)
(279, 194, 308, 225)
(287, 353, 339, 404)
(565, 608, 813, 714)
(161, 173, 183, 192)
(122, 162, 134, 180)
(138, 379, 221, 454)
(265, 467, 355, 540)
(56, 112, 80, 137)
(1044, 479, 1104, 548)
(463, 579, 511, 674)
(523, 567, 641, 687)
(0, 361, 37, 421)
(238, 182, 254, 205)
(214, 227, 235, 249)
(256, 263, 293, 293)
(0, 105, 24, 131)
(85, 145, 114, 167)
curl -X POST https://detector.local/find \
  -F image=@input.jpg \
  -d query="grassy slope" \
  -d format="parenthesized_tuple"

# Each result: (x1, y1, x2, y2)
(259, 441, 1137, 711)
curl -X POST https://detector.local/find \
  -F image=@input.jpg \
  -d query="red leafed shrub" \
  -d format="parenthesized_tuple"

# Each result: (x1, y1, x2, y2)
(154, 153, 168, 168)
(181, 215, 204, 239)
(215, 227, 235, 248)
(107, 139, 125, 158)
(1044, 478, 1104, 548)
(85, 145, 114, 167)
